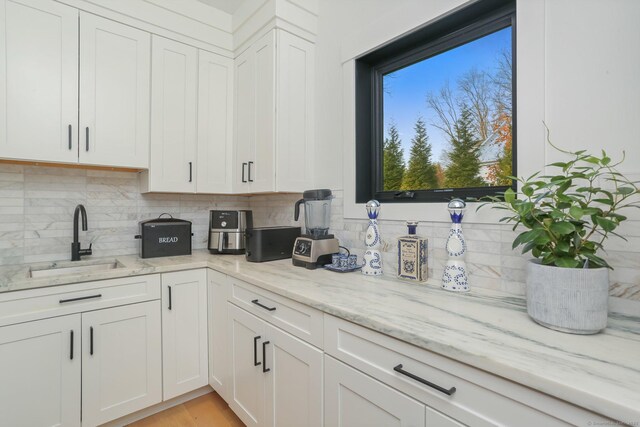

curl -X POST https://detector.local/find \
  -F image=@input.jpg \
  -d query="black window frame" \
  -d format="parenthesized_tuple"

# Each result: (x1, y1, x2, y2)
(355, 0, 517, 204)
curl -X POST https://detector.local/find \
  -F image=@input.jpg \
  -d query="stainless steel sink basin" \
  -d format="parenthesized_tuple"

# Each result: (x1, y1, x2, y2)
(29, 260, 123, 279)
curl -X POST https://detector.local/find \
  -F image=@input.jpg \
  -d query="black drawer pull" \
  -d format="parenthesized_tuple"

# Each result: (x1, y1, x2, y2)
(188, 162, 193, 182)
(90, 326, 94, 355)
(168, 286, 172, 310)
(252, 299, 276, 312)
(254, 336, 261, 366)
(68, 124, 72, 150)
(70, 330, 74, 360)
(248, 161, 254, 182)
(242, 162, 247, 183)
(85, 127, 89, 151)
(393, 364, 456, 396)
(59, 294, 102, 304)
(262, 341, 270, 373)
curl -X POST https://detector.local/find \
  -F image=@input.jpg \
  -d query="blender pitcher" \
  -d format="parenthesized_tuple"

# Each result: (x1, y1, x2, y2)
(294, 189, 333, 239)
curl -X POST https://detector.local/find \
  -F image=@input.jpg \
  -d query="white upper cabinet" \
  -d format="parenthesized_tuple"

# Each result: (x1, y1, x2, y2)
(79, 12, 150, 168)
(275, 30, 315, 192)
(0, 2, 151, 168)
(234, 29, 315, 194)
(197, 50, 234, 193)
(0, 0, 78, 163)
(145, 35, 198, 192)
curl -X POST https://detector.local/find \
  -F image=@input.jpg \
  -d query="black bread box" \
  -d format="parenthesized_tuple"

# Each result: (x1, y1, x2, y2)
(135, 214, 192, 258)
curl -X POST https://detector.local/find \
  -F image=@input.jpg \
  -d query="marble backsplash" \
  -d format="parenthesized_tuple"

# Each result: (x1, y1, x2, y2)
(1, 165, 638, 301)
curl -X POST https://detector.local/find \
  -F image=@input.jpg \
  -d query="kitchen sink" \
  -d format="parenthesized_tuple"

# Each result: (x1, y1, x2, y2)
(28, 259, 124, 279)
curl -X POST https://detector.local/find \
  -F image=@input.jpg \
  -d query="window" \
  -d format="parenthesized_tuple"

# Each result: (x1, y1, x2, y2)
(355, 0, 516, 203)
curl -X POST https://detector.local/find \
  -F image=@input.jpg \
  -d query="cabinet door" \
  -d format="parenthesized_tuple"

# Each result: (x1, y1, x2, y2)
(233, 46, 254, 194)
(197, 50, 234, 193)
(82, 301, 162, 426)
(208, 269, 230, 400)
(325, 355, 426, 427)
(162, 269, 209, 400)
(0, 314, 81, 427)
(227, 302, 266, 427)
(0, 0, 78, 163)
(148, 35, 197, 192)
(251, 30, 276, 192)
(275, 30, 315, 192)
(79, 12, 150, 168)
(264, 322, 323, 427)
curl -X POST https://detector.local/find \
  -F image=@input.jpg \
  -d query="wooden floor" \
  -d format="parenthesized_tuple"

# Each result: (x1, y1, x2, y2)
(128, 392, 245, 427)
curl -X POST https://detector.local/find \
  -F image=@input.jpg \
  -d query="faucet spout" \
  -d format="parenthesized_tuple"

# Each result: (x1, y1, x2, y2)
(72, 204, 92, 261)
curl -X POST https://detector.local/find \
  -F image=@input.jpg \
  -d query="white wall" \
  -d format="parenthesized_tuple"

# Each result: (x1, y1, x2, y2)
(311, 0, 640, 301)
(313, 0, 640, 222)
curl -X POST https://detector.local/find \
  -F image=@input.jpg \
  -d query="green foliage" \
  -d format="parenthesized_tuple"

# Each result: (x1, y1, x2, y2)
(444, 107, 485, 188)
(478, 135, 640, 269)
(382, 124, 405, 190)
(401, 117, 438, 190)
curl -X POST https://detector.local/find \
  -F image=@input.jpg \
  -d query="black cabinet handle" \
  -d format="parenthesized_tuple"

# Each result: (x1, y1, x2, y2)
(70, 330, 74, 360)
(248, 161, 254, 182)
(168, 286, 172, 310)
(85, 127, 89, 151)
(189, 162, 193, 182)
(253, 336, 261, 366)
(59, 294, 102, 304)
(262, 341, 270, 373)
(252, 299, 276, 312)
(68, 124, 72, 150)
(242, 162, 247, 183)
(90, 327, 94, 356)
(393, 364, 456, 396)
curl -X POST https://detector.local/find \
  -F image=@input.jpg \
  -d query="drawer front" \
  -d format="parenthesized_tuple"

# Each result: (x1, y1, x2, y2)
(324, 314, 610, 427)
(228, 278, 323, 348)
(0, 275, 161, 327)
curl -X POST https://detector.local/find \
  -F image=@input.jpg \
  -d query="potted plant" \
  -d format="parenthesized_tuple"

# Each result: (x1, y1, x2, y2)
(478, 139, 639, 334)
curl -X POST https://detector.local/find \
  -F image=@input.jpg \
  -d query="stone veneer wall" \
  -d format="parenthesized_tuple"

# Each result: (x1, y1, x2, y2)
(1, 165, 638, 301)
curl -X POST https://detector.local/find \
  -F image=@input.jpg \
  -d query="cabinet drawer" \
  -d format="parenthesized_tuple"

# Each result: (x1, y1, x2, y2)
(0, 275, 161, 327)
(228, 278, 323, 348)
(324, 315, 610, 427)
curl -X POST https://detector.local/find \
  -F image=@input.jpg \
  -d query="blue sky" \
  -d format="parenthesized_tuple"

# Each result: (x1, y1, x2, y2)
(383, 27, 512, 164)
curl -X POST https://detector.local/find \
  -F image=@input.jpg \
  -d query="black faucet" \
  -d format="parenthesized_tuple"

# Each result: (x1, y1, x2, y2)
(71, 204, 92, 261)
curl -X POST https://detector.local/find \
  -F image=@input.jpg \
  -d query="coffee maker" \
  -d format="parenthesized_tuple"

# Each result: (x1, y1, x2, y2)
(292, 189, 339, 269)
(208, 210, 253, 254)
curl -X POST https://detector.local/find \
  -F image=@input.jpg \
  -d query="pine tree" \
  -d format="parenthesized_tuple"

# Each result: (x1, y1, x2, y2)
(382, 124, 405, 190)
(444, 107, 485, 188)
(401, 117, 438, 190)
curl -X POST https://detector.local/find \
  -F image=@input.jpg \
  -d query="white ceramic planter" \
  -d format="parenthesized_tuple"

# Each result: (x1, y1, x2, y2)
(526, 260, 609, 334)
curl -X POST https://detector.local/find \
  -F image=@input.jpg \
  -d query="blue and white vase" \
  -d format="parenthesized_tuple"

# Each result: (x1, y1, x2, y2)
(362, 200, 383, 276)
(442, 199, 469, 292)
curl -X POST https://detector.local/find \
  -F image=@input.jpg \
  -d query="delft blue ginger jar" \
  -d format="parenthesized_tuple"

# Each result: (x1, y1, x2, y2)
(362, 200, 383, 276)
(442, 198, 469, 292)
(398, 221, 428, 282)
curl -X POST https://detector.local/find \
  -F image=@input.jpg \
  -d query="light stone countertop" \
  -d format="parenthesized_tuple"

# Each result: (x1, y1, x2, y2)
(1, 250, 639, 423)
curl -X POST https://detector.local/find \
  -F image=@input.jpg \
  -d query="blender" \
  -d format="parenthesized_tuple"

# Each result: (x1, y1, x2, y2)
(292, 189, 339, 269)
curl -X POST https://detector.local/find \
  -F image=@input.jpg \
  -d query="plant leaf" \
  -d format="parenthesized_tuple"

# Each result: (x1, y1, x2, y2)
(550, 222, 576, 235)
(555, 257, 581, 268)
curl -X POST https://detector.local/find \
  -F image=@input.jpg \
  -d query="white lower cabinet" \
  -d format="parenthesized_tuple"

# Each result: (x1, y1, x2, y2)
(228, 302, 266, 427)
(264, 321, 323, 427)
(208, 269, 231, 400)
(325, 355, 425, 427)
(227, 300, 323, 427)
(0, 314, 81, 427)
(161, 269, 209, 400)
(82, 300, 162, 426)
